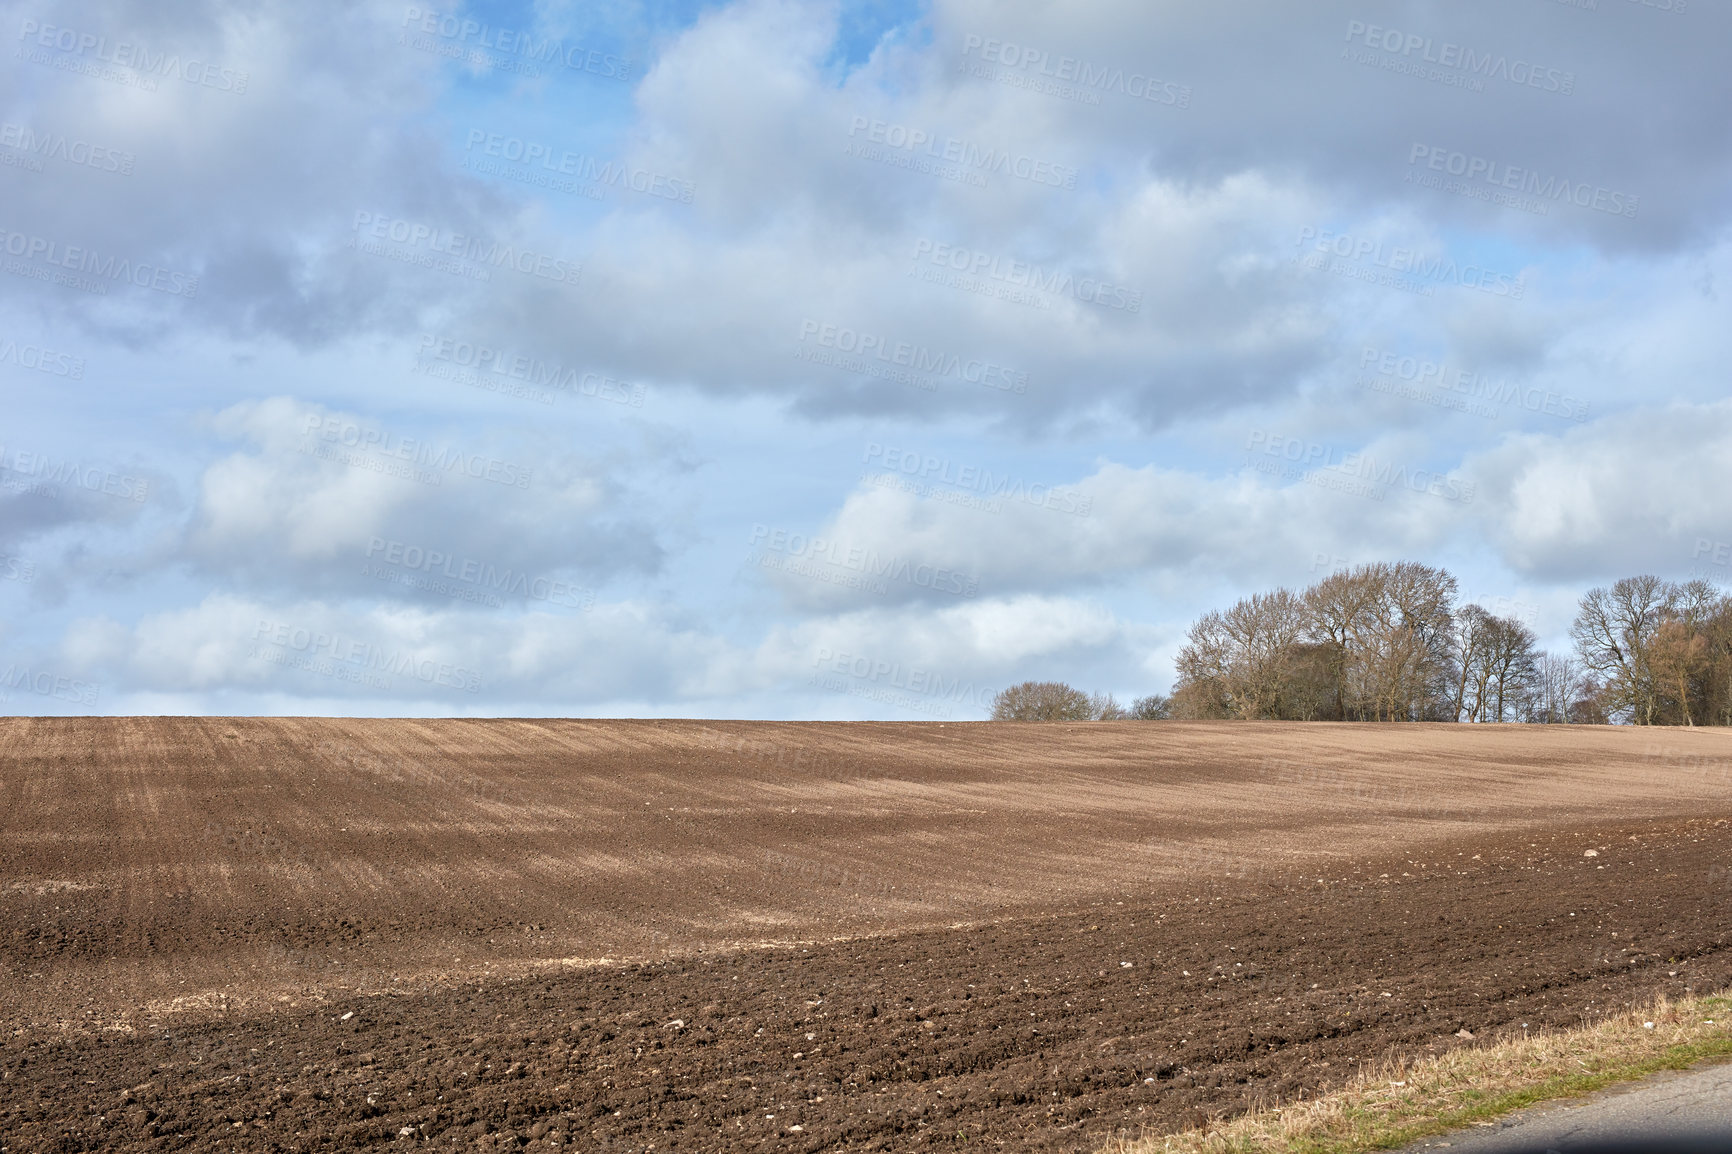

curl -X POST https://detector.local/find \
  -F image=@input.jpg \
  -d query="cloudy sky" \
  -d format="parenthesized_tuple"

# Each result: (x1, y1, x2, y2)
(2, 0, 1728, 718)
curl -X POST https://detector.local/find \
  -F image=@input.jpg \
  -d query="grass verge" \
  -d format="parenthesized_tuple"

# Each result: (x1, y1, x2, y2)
(1102, 990, 1732, 1154)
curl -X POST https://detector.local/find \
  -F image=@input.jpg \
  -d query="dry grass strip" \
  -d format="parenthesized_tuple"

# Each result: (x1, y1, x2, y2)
(1103, 990, 1732, 1154)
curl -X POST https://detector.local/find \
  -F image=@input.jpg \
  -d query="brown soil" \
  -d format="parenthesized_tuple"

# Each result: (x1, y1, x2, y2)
(2, 718, 1731, 1152)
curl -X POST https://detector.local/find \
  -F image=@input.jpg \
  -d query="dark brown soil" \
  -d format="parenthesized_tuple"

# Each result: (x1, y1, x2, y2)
(3, 719, 1731, 1152)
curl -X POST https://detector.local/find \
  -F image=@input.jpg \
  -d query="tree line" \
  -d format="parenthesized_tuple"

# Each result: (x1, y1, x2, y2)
(991, 565, 1732, 725)
(989, 680, 1170, 721)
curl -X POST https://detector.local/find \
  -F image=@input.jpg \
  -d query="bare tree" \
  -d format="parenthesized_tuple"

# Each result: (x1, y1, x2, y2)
(1353, 562, 1458, 721)
(1702, 597, 1732, 726)
(1128, 694, 1171, 719)
(1450, 604, 1497, 721)
(1526, 652, 1582, 724)
(1569, 675, 1612, 724)
(1297, 563, 1458, 721)
(1650, 620, 1709, 726)
(1167, 677, 1232, 719)
(1088, 692, 1128, 720)
(1173, 589, 1306, 719)
(1481, 614, 1539, 722)
(1220, 589, 1308, 718)
(990, 681, 1095, 721)
(1571, 576, 1674, 725)
(1654, 579, 1728, 726)
(1303, 568, 1381, 719)
(1172, 610, 1235, 716)
(1276, 642, 1339, 721)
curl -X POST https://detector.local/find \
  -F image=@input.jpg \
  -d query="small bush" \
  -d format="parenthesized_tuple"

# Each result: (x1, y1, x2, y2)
(1090, 692, 1128, 720)
(1128, 694, 1171, 720)
(990, 681, 1095, 721)
(988, 684, 1165, 720)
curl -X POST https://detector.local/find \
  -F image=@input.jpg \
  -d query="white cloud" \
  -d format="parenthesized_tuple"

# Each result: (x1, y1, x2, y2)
(183, 397, 663, 596)
(757, 453, 1473, 612)
(1469, 401, 1732, 580)
(60, 592, 754, 705)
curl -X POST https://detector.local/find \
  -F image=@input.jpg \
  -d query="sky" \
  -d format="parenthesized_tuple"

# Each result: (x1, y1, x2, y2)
(1, 0, 1728, 719)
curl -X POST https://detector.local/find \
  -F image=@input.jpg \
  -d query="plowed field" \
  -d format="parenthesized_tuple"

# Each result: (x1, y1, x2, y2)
(3, 718, 1731, 1152)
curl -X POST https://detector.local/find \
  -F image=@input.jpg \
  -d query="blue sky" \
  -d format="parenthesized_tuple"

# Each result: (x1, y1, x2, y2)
(1, 0, 1729, 717)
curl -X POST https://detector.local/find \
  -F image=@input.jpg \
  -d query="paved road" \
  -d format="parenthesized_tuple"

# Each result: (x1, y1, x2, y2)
(1397, 1060, 1732, 1152)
